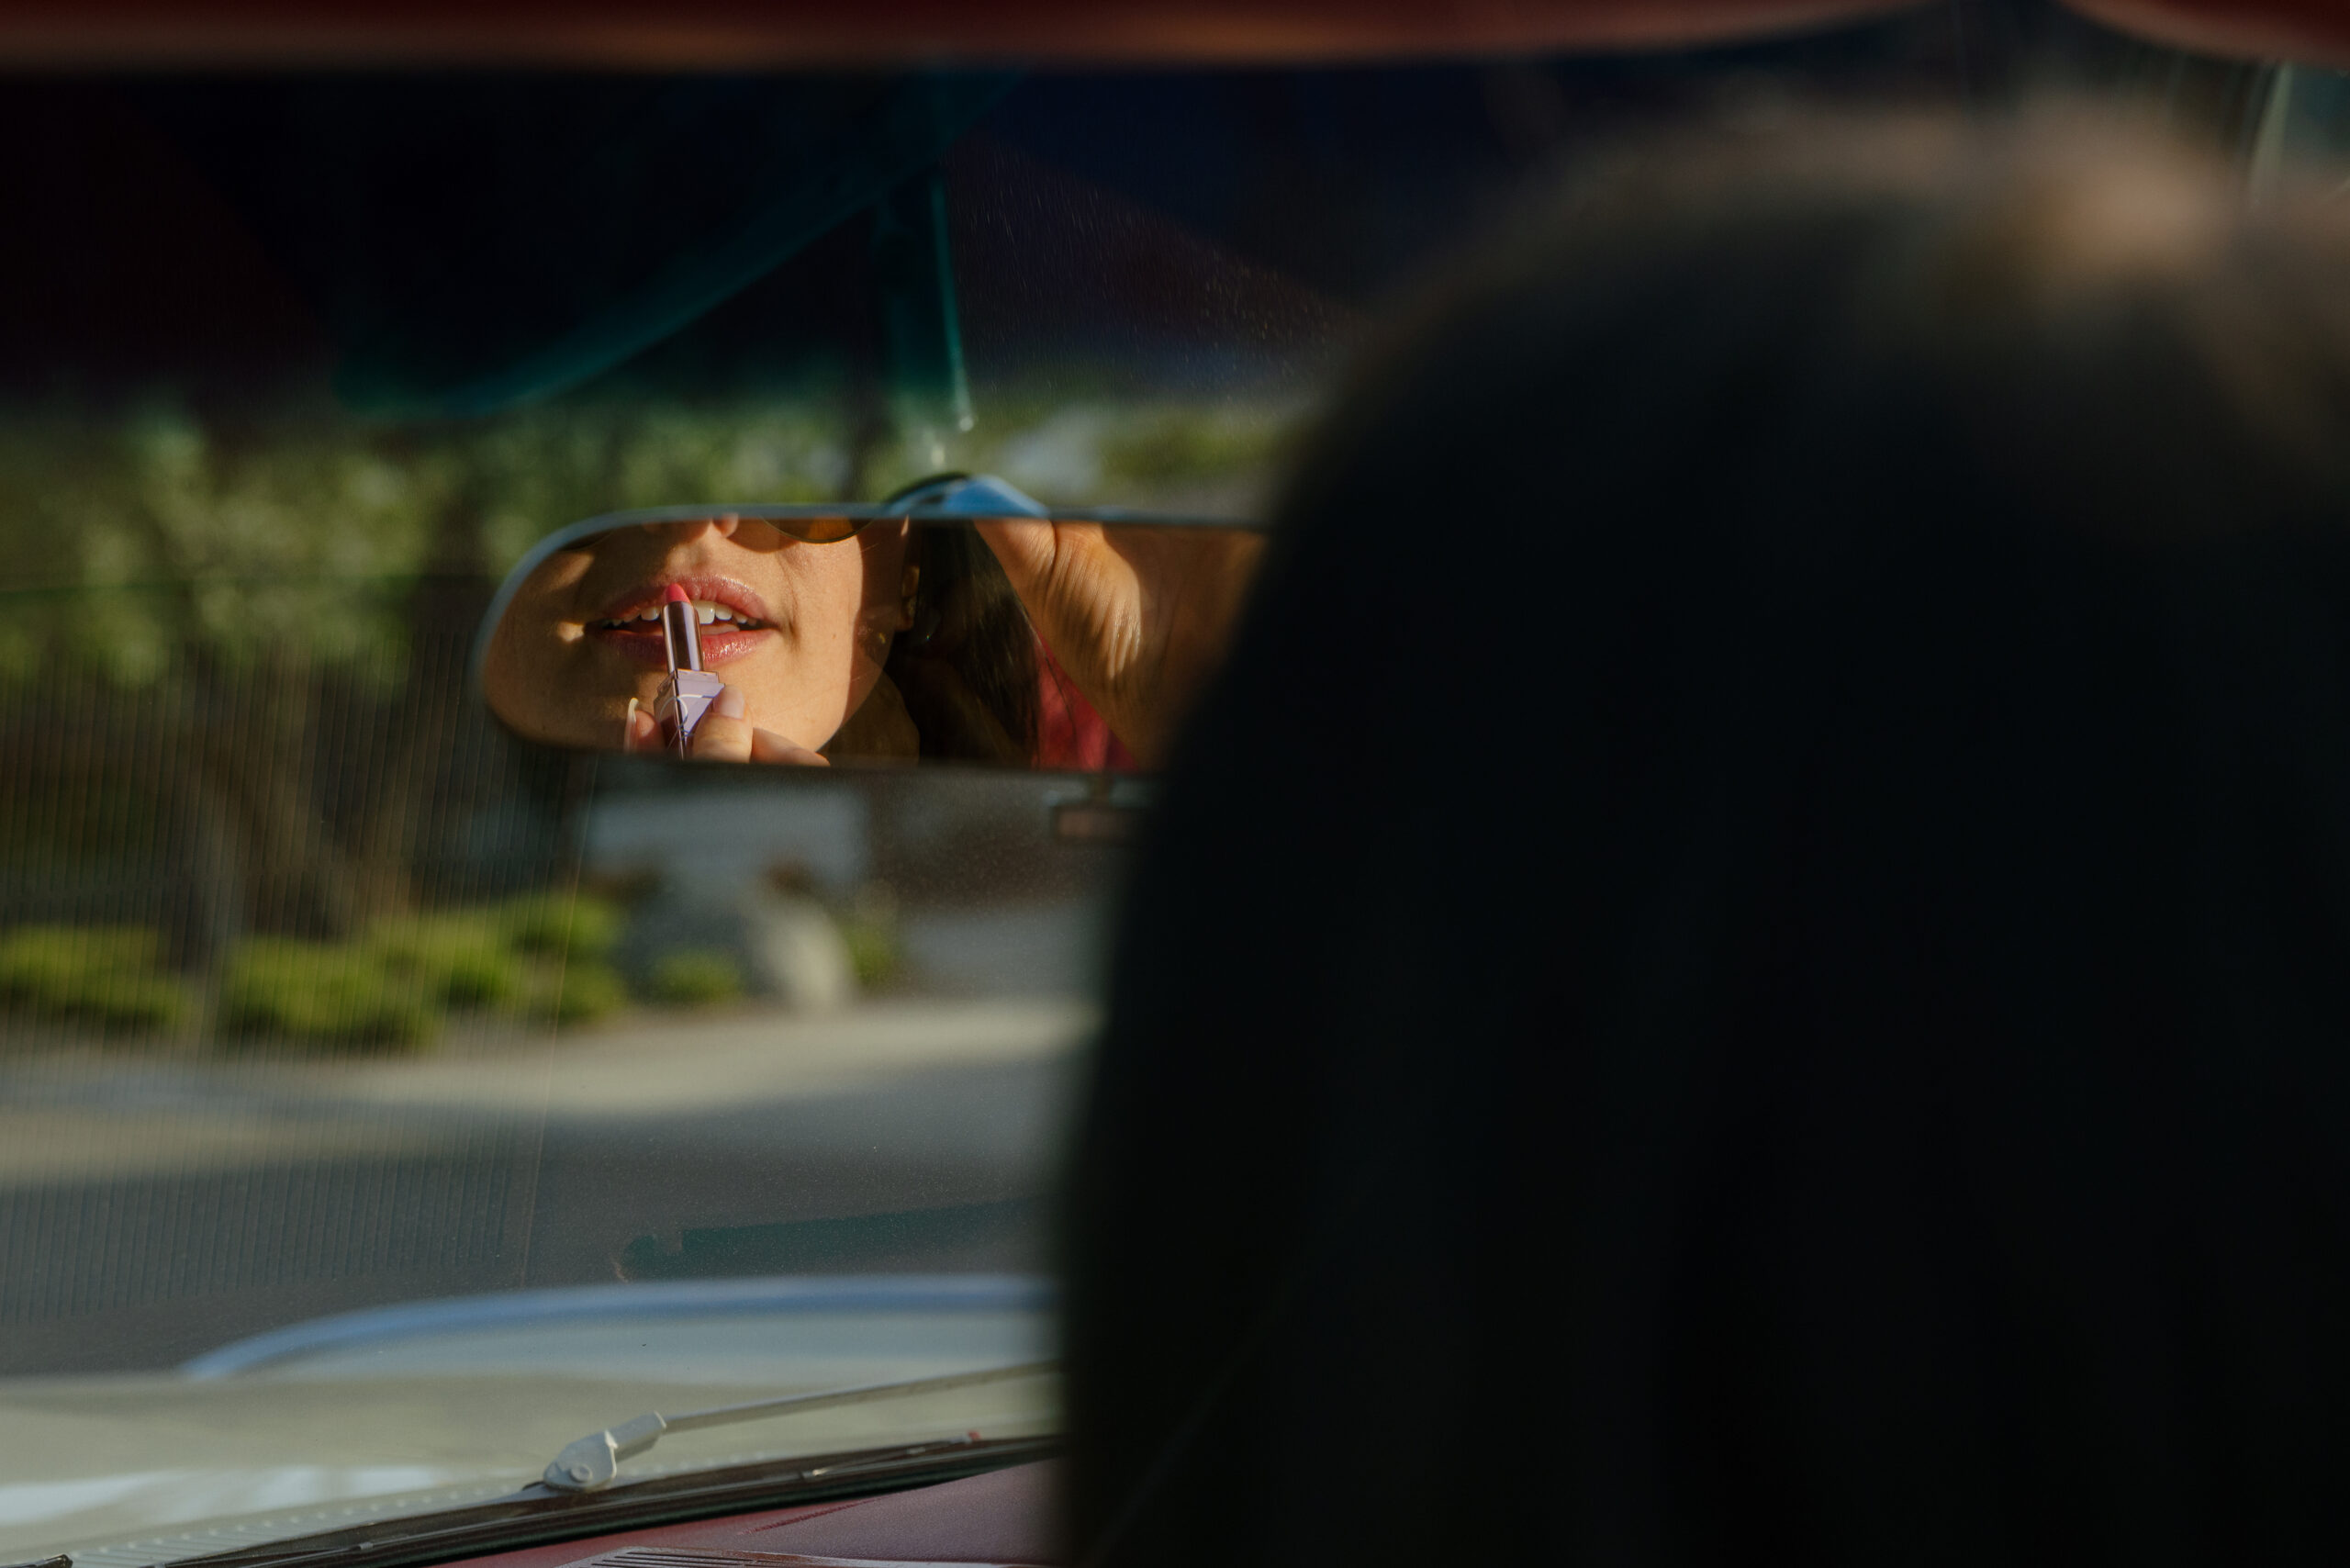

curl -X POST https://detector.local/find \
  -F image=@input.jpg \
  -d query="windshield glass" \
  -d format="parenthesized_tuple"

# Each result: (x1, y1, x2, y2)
(0, 10, 2311, 1562)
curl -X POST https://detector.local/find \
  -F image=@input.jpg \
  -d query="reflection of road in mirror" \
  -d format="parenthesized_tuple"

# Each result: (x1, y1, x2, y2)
(480, 509, 1264, 771)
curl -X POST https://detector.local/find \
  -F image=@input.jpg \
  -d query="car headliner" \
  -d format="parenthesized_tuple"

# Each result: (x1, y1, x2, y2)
(0, 0, 2335, 73)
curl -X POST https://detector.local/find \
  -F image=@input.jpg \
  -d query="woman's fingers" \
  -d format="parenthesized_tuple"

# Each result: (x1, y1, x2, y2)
(684, 685, 827, 766)
(688, 715, 826, 765)
(687, 711, 757, 762)
(973, 517, 1262, 767)
(621, 698, 659, 753)
(748, 728, 830, 766)
(971, 515, 1067, 603)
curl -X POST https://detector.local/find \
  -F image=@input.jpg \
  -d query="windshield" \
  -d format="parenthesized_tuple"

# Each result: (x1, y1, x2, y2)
(0, 10, 2338, 1562)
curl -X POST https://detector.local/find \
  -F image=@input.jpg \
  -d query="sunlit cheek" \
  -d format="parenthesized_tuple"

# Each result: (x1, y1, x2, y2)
(532, 553, 598, 645)
(754, 603, 845, 741)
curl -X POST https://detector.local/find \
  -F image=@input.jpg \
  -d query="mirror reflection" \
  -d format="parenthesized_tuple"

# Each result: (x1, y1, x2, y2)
(478, 485, 1262, 770)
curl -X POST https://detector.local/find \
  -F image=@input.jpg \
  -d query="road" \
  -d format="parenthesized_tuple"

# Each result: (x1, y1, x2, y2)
(0, 997, 1093, 1375)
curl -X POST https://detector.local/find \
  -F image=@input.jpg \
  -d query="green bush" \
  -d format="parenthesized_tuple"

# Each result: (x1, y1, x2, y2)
(221, 890, 639, 1047)
(367, 913, 523, 1010)
(0, 890, 645, 1050)
(501, 891, 624, 960)
(840, 916, 899, 990)
(839, 881, 900, 991)
(220, 939, 436, 1049)
(79, 974, 191, 1033)
(545, 960, 629, 1025)
(1098, 408, 1285, 487)
(0, 924, 194, 1033)
(648, 949, 744, 1008)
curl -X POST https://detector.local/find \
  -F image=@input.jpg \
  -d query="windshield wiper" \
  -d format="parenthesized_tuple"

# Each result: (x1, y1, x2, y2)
(543, 1359, 1056, 1491)
(144, 1433, 1058, 1568)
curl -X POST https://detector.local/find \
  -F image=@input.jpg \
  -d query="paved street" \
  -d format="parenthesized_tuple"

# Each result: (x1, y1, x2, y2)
(0, 997, 1094, 1374)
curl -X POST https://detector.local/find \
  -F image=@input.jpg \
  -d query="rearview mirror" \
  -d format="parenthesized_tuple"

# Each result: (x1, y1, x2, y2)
(474, 486, 1262, 772)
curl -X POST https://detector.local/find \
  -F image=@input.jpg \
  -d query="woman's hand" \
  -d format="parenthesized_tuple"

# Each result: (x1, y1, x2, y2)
(694, 686, 831, 764)
(621, 688, 829, 765)
(975, 520, 1264, 767)
(621, 698, 658, 753)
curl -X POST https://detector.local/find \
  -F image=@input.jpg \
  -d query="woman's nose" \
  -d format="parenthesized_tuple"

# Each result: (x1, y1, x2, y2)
(643, 514, 743, 543)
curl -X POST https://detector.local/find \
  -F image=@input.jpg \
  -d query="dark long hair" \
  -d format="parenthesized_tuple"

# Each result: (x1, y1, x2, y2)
(877, 485, 1038, 762)
(1065, 114, 2350, 1566)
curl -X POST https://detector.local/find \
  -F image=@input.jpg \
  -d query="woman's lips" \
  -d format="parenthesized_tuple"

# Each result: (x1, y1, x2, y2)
(587, 621, 774, 668)
(585, 576, 777, 669)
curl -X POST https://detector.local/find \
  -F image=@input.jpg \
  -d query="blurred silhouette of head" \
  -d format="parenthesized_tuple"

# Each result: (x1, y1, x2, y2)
(1066, 111, 2350, 1567)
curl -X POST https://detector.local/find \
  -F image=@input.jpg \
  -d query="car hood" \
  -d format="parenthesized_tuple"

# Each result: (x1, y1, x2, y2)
(0, 1275, 1056, 1565)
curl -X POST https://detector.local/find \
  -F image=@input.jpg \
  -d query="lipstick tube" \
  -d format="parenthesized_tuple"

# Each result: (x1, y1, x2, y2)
(651, 585, 725, 756)
(661, 591, 701, 671)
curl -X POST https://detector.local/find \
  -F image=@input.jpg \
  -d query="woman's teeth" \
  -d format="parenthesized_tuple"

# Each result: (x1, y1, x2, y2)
(597, 602, 766, 631)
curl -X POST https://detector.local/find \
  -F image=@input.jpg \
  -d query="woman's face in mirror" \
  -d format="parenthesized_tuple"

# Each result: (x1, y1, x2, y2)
(482, 515, 915, 754)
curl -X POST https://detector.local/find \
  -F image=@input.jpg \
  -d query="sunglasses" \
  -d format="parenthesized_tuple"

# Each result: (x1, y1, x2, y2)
(628, 511, 877, 545)
(599, 475, 1057, 549)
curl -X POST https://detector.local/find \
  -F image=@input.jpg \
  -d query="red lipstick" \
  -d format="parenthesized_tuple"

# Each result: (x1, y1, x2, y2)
(653, 583, 726, 756)
(660, 582, 701, 671)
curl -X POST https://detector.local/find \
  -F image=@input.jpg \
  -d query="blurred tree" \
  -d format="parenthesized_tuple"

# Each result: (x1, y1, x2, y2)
(0, 386, 1286, 975)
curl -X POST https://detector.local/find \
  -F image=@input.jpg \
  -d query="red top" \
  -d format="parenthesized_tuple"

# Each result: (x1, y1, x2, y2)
(1035, 640, 1136, 774)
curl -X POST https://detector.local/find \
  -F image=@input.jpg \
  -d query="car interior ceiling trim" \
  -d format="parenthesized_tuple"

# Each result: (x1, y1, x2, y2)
(0, 0, 1930, 69)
